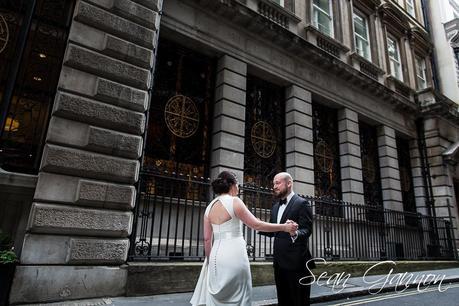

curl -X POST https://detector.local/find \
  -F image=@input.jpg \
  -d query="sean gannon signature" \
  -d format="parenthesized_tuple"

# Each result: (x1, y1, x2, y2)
(299, 258, 450, 294)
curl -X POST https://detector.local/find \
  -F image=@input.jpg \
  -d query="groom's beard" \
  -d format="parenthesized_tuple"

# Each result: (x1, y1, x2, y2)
(274, 188, 288, 199)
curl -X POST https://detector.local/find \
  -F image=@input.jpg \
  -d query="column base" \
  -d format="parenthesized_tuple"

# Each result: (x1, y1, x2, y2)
(9, 265, 127, 304)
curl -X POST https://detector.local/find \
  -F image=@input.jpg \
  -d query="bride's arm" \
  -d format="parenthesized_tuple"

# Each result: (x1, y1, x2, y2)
(233, 197, 296, 234)
(203, 215, 212, 258)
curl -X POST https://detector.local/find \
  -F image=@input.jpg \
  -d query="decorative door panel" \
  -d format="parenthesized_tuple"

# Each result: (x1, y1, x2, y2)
(243, 76, 284, 188)
(313, 103, 341, 199)
(144, 39, 215, 179)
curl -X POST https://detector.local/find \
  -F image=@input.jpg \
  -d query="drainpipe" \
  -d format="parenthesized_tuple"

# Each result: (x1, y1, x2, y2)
(420, 0, 440, 89)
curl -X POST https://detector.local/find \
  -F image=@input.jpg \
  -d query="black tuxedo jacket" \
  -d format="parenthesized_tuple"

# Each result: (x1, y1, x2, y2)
(261, 194, 315, 271)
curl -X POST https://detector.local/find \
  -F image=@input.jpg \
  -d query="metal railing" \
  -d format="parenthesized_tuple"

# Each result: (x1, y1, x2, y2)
(128, 171, 457, 261)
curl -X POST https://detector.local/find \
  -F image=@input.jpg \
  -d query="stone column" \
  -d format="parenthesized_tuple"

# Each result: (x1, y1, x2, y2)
(377, 125, 403, 211)
(210, 55, 247, 183)
(424, 119, 455, 218)
(338, 108, 364, 204)
(285, 85, 314, 196)
(10, 0, 161, 304)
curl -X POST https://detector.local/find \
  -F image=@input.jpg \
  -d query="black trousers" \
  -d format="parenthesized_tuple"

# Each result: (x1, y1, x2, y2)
(274, 265, 312, 306)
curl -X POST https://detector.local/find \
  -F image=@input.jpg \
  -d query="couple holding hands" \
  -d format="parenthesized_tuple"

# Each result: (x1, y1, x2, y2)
(191, 171, 315, 306)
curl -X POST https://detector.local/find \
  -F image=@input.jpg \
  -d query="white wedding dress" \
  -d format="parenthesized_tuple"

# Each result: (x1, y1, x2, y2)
(190, 194, 252, 306)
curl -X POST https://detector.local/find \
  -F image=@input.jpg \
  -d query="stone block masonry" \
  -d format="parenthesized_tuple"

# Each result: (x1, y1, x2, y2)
(210, 55, 247, 184)
(338, 108, 364, 205)
(285, 85, 314, 196)
(9, 0, 163, 304)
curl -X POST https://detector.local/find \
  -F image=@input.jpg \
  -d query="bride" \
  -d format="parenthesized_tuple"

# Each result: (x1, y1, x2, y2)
(190, 171, 298, 306)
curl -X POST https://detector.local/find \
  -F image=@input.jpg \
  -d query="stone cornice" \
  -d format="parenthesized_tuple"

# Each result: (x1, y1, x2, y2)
(409, 26, 433, 54)
(353, 0, 382, 12)
(384, 0, 427, 32)
(189, 0, 418, 112)
(350, 52, 385, 76)
(378, 2, 411, 36)
(416, 88, 459, 126)
(304, 24, 350, 57)
(257, 0, 301, 28)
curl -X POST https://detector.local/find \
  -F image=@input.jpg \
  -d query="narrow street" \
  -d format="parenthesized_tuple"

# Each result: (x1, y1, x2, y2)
(316, 283, 459, 306)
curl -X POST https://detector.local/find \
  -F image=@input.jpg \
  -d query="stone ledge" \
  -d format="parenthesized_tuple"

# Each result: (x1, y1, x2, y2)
(47, 117, 142, 159)
(21, 234, 129, 264)
(27, 202, 133, 237)
(34, 172, 135, 210)
(64, 44, 151, 90)
(0, 168, 37, 190)
(131, 0, 161, 11)
(75, 1, 155, 49)
(69, 21, 153, 69)
(53, 91, 145, 135)
(10, 265, 127, 304)
(40, 144, 139, 184)
(59, 67, 148, 113)
(85, 0, 158, 29)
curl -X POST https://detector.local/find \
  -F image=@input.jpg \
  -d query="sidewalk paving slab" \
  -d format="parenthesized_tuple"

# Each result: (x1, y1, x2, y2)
(21, 267, 459, 306)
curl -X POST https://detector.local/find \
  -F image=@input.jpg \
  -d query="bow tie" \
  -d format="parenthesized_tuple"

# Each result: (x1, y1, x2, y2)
(279, 198, 287, 205)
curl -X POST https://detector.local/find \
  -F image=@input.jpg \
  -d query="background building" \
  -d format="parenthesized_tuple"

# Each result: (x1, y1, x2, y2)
(1, 0, 459, 304)
(429, 0, 459, 103)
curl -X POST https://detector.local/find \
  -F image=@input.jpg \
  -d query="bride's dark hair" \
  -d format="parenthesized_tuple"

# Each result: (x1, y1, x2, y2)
(211, 171, 238, 194)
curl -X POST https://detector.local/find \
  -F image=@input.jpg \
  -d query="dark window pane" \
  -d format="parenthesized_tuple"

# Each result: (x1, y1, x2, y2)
(244, 76, 285, 188)
(397, 137, 417, 226)
(143, 38, 215, 179)
(313, 103, 341, 199)
(359, 122, 384, 222)
(0, 0, 74, 174)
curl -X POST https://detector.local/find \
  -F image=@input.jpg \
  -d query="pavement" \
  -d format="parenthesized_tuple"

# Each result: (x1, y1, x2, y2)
(24, 267, 459, 306)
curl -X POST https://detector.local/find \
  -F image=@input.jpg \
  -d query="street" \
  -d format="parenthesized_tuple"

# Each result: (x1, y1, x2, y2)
(316, 283, 459, 306)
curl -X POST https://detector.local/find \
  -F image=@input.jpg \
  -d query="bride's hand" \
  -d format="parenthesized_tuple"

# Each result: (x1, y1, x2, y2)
(284, 221, 298, 236)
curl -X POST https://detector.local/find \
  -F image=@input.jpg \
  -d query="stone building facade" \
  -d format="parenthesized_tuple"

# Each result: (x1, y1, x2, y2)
(1, 0, 459, 304)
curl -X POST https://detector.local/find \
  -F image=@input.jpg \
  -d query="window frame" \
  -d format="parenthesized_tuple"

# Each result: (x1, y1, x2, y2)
(0, 0, 75, 174)
(405, 0, 416, 18)
(414, 55, 427, 90)
(353, 9, 371, 61)
(312, 0, 334, 38)
(272, 0, 285, 7)
(387, 35, 404, 81)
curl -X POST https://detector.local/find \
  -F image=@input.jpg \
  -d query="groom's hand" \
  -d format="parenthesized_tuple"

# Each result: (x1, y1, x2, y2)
(285, 219, 298, 236)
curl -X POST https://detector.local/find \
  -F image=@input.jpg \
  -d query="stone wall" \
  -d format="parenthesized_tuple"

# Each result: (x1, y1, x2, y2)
(9, 0, 162, 304)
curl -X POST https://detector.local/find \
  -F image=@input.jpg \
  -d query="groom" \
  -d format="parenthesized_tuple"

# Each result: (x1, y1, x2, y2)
(261, 172, 315, 306)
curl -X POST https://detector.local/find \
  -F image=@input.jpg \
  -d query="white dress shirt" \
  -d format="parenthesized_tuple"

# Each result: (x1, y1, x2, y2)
(276, 191, 295, 224)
